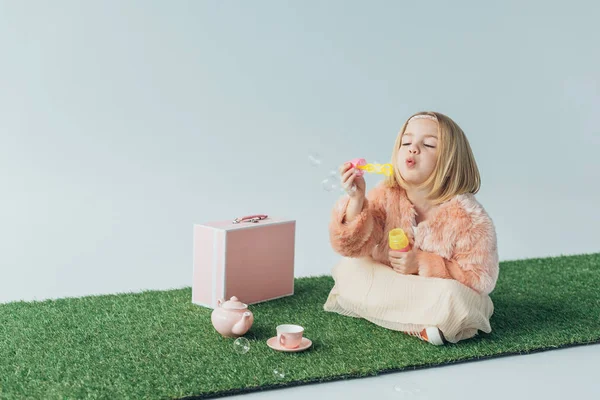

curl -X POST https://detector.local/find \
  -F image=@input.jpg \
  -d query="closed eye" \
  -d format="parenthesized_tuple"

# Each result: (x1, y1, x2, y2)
(402, 143, 436, 149)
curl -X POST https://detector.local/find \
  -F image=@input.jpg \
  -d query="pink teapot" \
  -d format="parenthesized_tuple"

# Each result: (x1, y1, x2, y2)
(211, 296, 254, 337)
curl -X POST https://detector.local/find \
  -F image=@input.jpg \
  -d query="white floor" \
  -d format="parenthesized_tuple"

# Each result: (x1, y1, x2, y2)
(226, 343, 600, 399)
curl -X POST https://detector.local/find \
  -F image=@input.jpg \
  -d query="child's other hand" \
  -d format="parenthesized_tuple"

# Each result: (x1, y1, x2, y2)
(389, 249, 419, 275)
(339, 162, 366, 198)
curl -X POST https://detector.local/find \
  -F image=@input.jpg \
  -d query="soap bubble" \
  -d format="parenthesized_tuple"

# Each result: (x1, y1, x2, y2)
(394, 384, 405, 393)
(343, 184, 357, 194)
(273, 368, 286, 379)
(393, 383, 422, 395)
(394, 384, 414, 395)
(233, 337, 250, 354)
(308, 153, 322, 167)
(321, 179, 335, 192)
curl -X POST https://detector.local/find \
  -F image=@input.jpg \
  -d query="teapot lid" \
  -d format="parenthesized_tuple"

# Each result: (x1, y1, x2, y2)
(221, 296, 248, 310)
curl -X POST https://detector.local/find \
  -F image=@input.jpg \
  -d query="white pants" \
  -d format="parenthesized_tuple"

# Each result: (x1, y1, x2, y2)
(323, 256, 494, 343)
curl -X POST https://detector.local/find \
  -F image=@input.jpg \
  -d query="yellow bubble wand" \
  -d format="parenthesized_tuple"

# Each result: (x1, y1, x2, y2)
(349, 158, 393, 177)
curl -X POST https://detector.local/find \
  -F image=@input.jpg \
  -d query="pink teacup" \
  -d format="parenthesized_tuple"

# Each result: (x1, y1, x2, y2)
(276, 324, 304, 349)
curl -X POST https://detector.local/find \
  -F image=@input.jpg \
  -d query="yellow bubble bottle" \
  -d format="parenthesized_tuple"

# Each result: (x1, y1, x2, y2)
(388, 228, 410, 252)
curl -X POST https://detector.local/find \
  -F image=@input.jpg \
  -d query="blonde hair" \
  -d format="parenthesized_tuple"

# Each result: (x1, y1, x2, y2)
(385, 111, 480, 205)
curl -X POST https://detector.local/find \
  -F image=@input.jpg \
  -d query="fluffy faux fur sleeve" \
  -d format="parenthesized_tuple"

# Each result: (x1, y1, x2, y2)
(416, 194, 499, 295)
(328, 183, 387, 258)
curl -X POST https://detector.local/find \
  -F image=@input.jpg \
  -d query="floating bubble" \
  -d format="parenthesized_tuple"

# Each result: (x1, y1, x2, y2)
(233, 337, 250, 354)
(393, 384, 410, 394)
(327, 169, 344, 193)
(393, 383, 422, 395)
(273, 368, 285, 379)
(321, 179, 335, 192)
(337, 180, 357, 194)
(308, 153, 322, 167)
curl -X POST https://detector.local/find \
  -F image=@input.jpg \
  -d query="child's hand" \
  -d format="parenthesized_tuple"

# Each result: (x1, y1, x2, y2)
(389, 249, 419, 275)
(339, 162, 366, 198)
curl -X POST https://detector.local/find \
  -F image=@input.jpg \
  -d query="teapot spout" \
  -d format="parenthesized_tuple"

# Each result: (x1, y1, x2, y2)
(231, 312, 252, 336)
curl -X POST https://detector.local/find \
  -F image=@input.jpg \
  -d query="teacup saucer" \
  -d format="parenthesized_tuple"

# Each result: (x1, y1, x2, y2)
(266, 336, 312, 352)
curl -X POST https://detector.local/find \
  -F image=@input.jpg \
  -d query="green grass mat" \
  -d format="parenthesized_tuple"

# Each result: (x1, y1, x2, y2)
(1, 253, 600, 399)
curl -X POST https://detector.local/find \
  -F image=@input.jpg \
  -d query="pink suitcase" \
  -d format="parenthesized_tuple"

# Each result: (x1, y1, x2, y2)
(192, 214, 296, 308)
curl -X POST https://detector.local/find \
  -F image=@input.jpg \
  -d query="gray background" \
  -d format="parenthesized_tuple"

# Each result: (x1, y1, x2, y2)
(1, 1, 599, 399)
(1, 1, 598, 305)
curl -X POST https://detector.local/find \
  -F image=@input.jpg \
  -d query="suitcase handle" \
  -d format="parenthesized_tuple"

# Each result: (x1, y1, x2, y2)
(232, 214, 268, 224)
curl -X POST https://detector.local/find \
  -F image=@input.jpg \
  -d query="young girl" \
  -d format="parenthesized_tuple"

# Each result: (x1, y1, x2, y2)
(324, 111, 499, 345)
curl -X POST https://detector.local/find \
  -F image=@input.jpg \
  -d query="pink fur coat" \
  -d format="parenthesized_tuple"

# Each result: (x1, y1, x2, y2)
(329, 182, 499, 295)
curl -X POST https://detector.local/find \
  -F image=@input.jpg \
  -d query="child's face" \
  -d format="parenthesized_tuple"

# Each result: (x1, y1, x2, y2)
(396, 119, 439, 186)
